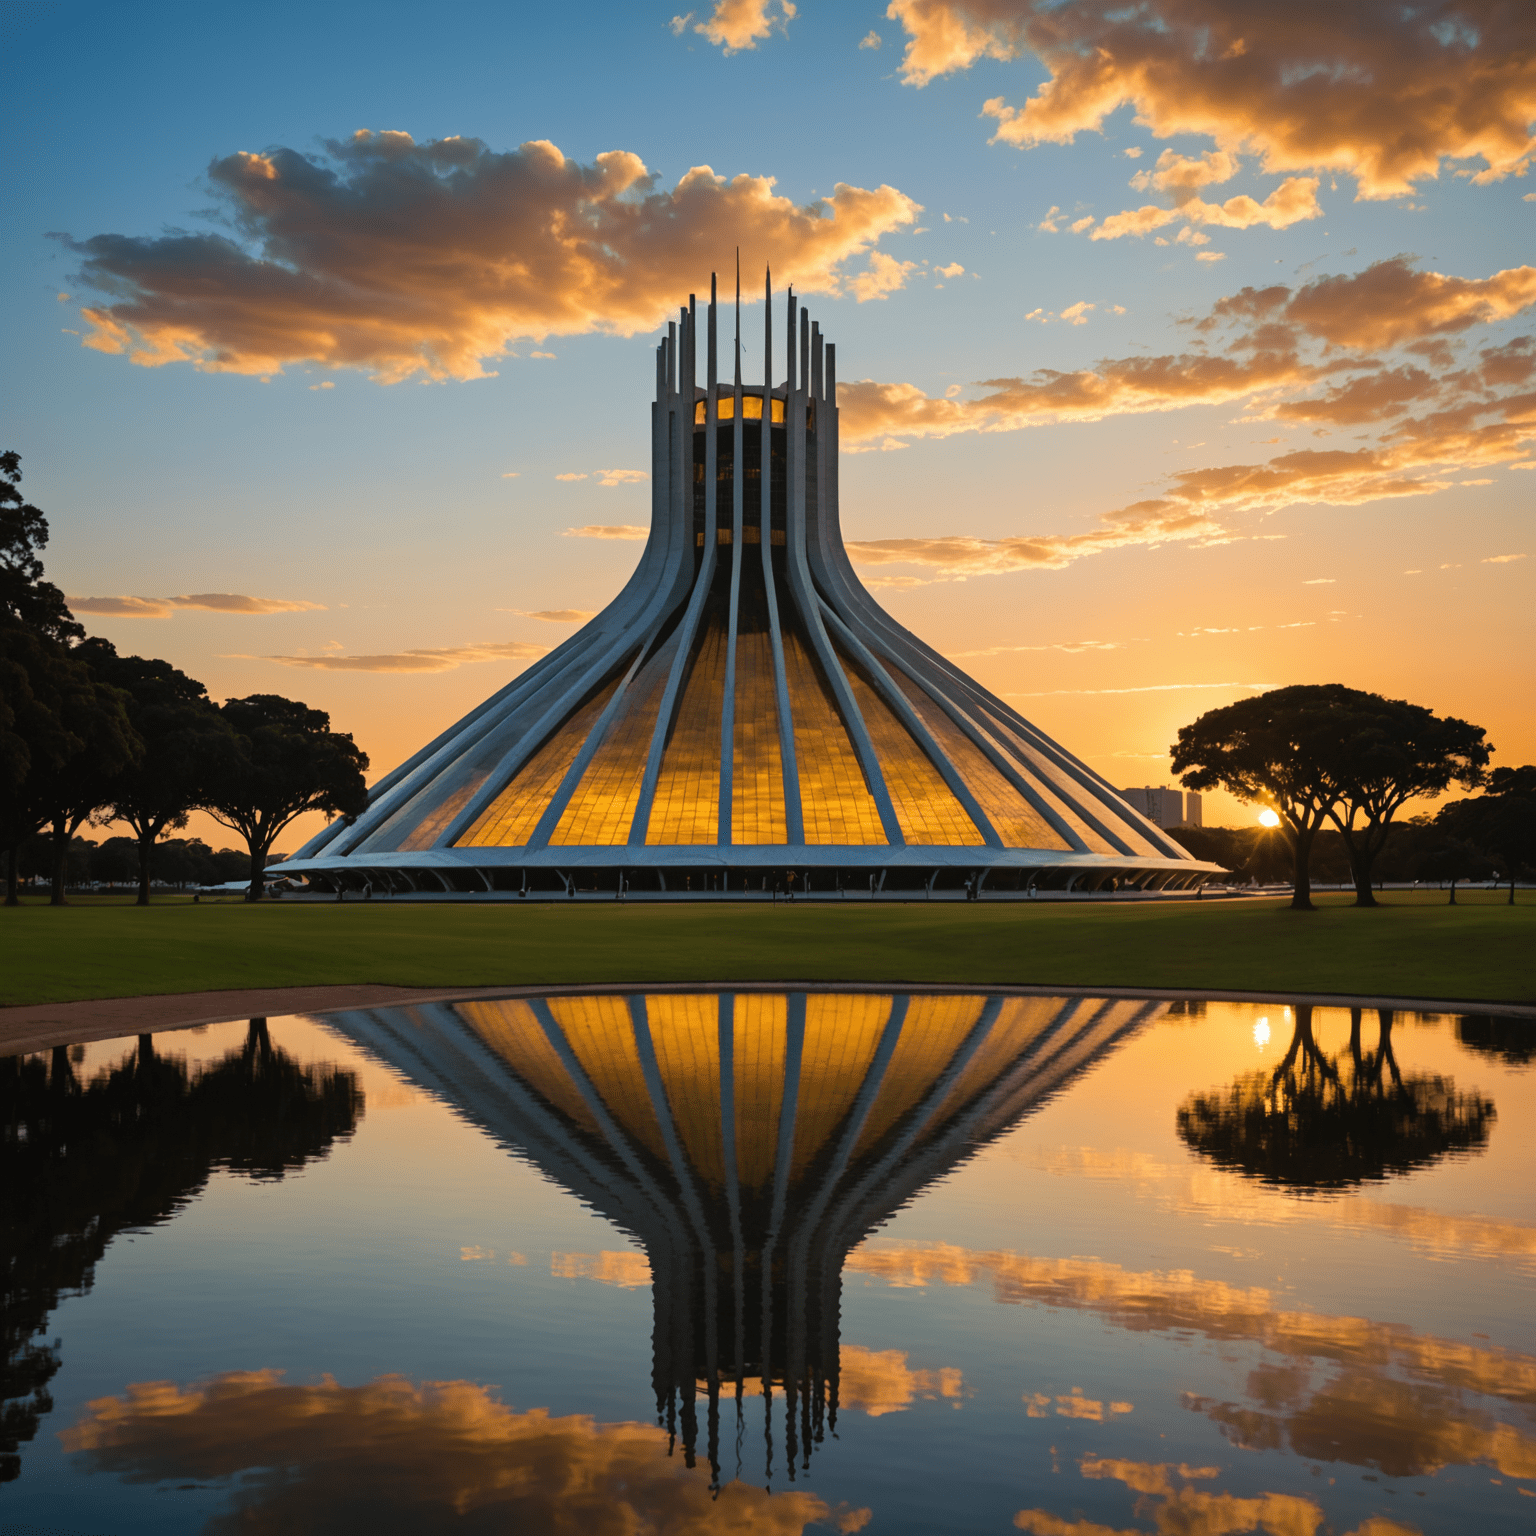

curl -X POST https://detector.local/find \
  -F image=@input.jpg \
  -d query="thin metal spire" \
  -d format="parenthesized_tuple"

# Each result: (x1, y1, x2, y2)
(708, 272, 718, 392)
(785, 286, 795, 393)
(734, 249, 741, 389)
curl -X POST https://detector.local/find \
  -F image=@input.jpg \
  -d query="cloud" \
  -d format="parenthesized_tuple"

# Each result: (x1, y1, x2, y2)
(596, 468, 649, 486)
(256, 640, 546, 674)
(847, 250, 919, 302)
(692, 0, 796, 53)
(837, 1345, 963, 1417)
(1022, 1390, 1133, 1421)
(886, 0, 1536, 197)
(555, 473, 588, 482)
(508, 609, 599, 622)
(551, 1250, 651, 1288)
(860, 30, 882, 50)
(562, 524, 648, 540)
(67, 133, 918, 381)
(68, 592, 324, 617)
(1483, 552, 1527, 563)
(935, 261, 965, 278)
(1089, 176, 1323, 241)
(500, 471, 521, 479)
(1059, 301, 1093, 325)
(61, 1371, 844, 1534)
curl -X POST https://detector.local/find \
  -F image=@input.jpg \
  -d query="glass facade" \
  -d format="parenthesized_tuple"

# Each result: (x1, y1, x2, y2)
(779, 594, 887, 845)
(694, 392, 785, 424)
(731, 569, 788, 845)
(889, 671, 1073, 851)
(647, 572, 730, 845)
(457, 678, 622, 847)
(548, 640, 677, 845)
(838, 651, 982, 846)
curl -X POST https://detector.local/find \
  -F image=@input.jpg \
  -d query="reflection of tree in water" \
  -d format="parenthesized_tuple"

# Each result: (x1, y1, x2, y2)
(0, 1022, 363, 1481)
(1456, 1013, 1534, 1068)
(1176, 1006, 1495, 1190)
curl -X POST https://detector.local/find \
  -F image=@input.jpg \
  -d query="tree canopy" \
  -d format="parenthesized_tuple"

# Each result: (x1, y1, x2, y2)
(1176, 1007, 1495, 1190)
(1172, 684, 1490, 909)
(203, 695, 369, 900)
(1436, 765, 1536, 905)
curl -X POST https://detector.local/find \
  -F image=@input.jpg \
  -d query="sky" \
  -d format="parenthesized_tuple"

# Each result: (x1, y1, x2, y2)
(5, 0, 1533, 847)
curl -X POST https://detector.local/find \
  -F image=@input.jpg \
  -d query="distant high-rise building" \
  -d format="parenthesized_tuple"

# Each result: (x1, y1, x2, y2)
(1119, 786, 1192, 829)
(1184, 792, 1202, 828)
(278, 276, 1218, 897)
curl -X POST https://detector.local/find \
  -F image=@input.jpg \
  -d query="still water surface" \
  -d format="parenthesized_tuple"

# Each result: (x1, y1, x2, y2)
(3, 993, 1533, 1534)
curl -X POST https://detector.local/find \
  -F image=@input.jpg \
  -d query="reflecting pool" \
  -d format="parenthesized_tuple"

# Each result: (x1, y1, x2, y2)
(3, 994, 1532, 1534)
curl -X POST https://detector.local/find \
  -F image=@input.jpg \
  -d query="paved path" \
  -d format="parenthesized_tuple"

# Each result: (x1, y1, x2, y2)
(3, 982, 1529, 1057)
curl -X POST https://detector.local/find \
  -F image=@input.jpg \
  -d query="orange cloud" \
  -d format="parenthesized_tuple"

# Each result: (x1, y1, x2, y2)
(68, 593, 325, 617)
(1089, 176, 1322, 241)
(69, 133, 918, 381)
(562, 524, 649, 540)
(692, 0, 797, 53)
(887, 0, 1536, 196)
(61, 1371, 846, 1534)
(253, 640, 547, 674)
(550, 1250, 652, 1288)
(838, 1345, 964, 1417)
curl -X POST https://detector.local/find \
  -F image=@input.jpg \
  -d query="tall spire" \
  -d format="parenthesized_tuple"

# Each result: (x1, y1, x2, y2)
(734, 249, 742, 389)
(708, 273, 718, 392)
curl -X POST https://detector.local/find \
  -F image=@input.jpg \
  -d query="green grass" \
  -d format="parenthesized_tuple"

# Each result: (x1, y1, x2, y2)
(2, 890, 1531, 1006)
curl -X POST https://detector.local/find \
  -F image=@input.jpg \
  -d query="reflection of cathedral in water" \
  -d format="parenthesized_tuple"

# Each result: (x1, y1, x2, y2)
(325, 990, 1161, 1480)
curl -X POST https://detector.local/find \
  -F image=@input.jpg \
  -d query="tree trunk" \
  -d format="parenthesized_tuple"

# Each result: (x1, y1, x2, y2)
(247, 838, 268, 903)
(1448, 879, 1457, 905)
(49, 817, 69, 906)
(1290, 826, 1316, 911)
(4, 846, 18, 906)
(1510, 875, 1518, 906)
(1351, 862, 1379, 908)
(136, 828, 154, 907)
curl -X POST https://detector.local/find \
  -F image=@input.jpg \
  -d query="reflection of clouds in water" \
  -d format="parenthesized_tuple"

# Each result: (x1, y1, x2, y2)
(1024, 1390, 1133, 1421)
(683, 1346, 964, 1419)
(551, 1250, 651, 1289)
(1016, 1454, 1420, 1536)
(1021, 1144, 1536, 1269)
(846, 1243, 1536, 1478)
(61, 1371, 869, 1535)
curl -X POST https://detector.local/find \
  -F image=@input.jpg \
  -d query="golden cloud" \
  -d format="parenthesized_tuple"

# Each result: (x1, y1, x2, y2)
(550, 1250, 652, 1289)
(1089, 177, 1322, 241)
(837, 1345, 964, 1417)
(253, 640, 547, 674)
(563, 524, 649, 540)
(693, 0, 797, 53)
(68, 593, 325, 617)
(61, 1371, 846, 1534)
(68, 133, 918, 381)
(887, 0, 1536, 197)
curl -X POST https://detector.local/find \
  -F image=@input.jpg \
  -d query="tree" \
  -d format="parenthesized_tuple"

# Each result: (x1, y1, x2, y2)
(1171, 685, 1361, 910)
(1176, 1006, 1496, 1190)
(1320, 694, 1489, 906)
(78, 639, 235, 906)
(202, 695, 369, 900)
(0, 450, 96, 904)
(1436, 765, 1536, 906)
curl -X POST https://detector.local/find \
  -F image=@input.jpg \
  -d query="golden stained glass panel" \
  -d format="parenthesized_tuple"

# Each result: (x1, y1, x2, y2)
(840, 655, 981, 845)
(456, 679, 621, 848)
(549, 643, 676, 847)
(455, 1000, 599, 1135)
(731, 587, 787, 845)
(648, 611, 727, 845)
(780, 619, 886, 845)
(889, 672, 1072, 852)
(549, 996, 668, 1165)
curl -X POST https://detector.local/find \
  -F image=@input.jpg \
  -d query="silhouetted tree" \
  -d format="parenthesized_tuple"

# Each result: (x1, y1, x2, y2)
(1415, 835, 1493, 903)
(77, 639, 235, 906)
(1176, 1006, 1495, 1189)
(1319, 694, 1489, 907)
(1171, 686, 1358, 910)
(1455, 1014, 1534, 1067)
(202, 696, 369, 901)
(1436, 764, 1536, 906)
(0, 1024, 364, 1480)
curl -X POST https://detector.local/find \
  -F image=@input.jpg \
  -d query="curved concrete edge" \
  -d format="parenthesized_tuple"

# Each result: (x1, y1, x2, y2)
(3, 981, 1530, 1058)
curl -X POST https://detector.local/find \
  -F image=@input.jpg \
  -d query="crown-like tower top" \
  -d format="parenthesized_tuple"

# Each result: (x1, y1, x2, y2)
(283, 277, 1216, 896)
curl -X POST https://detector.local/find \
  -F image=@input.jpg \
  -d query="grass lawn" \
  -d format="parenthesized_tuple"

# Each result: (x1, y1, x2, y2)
(2, 889, 1531, 1006)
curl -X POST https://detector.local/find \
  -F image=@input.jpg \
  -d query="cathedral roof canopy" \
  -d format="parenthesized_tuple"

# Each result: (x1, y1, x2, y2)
(283, 274, 1219, 897)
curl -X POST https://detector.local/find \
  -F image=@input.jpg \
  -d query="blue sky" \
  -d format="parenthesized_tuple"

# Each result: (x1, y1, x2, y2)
(5, 0, 1533, 841)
